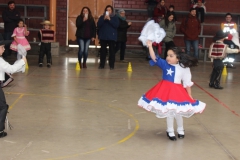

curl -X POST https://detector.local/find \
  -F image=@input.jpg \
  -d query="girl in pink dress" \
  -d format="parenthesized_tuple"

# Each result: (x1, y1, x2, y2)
(10, 19, 31, 52)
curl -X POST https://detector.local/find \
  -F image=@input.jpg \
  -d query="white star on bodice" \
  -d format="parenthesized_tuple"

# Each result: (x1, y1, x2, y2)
(166, 68, 174, 76)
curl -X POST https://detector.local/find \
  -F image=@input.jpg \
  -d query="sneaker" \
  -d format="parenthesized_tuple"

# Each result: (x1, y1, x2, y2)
(39, 63, 43, 67)
(47, 63, 51, 68)
(120, 60, 128, 63)
(0, 131, 7, 138)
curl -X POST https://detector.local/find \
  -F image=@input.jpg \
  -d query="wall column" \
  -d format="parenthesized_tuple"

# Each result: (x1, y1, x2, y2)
(50, 0, 57, 41)
(50, 0, 59, 55)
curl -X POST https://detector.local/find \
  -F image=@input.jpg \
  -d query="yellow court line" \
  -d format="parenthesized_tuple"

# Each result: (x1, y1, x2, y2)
(45, 105, 139, 160)
(6, 92, 140, 160)
(6, 92, 100, 104)
(8, 94, 24, 110)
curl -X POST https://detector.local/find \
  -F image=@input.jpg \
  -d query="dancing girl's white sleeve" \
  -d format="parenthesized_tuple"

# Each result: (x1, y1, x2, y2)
(182, 68, 194, 88)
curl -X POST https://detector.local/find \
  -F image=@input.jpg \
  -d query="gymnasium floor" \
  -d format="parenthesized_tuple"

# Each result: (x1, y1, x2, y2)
(1, 49, 240, 160)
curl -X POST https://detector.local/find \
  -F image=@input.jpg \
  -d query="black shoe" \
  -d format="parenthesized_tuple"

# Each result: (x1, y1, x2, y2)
(98, 66, 104, 69)
(178, 134, 185, 139)
(110, 67, 114, 70)
(47, 63, 51, 68)
(0, 131, 7, 138)
(39, 63, 43, 67)
(166, 132, 177, 141)
(214, 85, 223, 89)
(209, 83, 214, 88)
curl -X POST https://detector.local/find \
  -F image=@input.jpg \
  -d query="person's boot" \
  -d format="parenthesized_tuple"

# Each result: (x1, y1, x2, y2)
(214, 70, 223, 89)
(0, 131, 7, 138)
(79, 62, 82, 69)
(214, 84, 223, 89)
(83, 62, 87, 68)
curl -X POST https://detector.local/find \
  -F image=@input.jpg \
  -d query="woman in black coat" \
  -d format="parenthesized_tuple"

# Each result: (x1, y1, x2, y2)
(115, 9, 131, 63)
(75, 7, 96, 68)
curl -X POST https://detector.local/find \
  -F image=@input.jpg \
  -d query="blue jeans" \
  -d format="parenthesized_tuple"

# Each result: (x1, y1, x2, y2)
(184, 40, 199, 58)
(77, 38, 90, 63)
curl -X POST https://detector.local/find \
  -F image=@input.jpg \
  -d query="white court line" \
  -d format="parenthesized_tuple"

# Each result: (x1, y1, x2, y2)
(42, 150, 50, 153)
(128, 119, 131, 130)
(10, 141, 33, 160)
(4, 140, 16, 144)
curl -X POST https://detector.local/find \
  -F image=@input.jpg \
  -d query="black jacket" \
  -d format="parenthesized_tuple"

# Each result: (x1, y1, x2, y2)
(2, 9, 21, 32)
(75, 15, 96, 39)
(117, 18, 130, 42)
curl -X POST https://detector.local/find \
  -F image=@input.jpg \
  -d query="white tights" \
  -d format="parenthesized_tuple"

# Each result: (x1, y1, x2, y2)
(166, 115, 184, 136)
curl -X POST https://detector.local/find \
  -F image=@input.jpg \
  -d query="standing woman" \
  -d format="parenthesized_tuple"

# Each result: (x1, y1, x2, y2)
(159, 13, 176, 59)
(115, 9, 132, 63)
(97, 5, 119, 70)
(75, 7, 96, 68)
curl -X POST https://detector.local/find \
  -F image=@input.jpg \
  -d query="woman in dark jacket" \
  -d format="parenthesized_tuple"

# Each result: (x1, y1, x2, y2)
(97, 5, 119, 70)
(115, 9, 131, 63)
(75, 7, 96, 68)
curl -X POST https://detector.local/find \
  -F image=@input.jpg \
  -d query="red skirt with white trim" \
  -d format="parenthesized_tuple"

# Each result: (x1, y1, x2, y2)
(138, 80, 206, 118)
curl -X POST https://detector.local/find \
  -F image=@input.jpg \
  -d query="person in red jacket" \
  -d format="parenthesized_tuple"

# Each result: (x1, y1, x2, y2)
(153, 0, 168, 23)
(180, 8, 201, 58)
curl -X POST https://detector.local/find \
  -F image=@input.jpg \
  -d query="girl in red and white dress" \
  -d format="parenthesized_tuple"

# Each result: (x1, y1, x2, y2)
(10, 19, 31, 52)
(138, 40, 206, 141)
